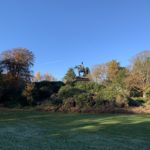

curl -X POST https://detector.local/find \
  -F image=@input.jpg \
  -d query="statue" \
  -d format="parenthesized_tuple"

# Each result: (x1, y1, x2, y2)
(74, 62, 90, 77)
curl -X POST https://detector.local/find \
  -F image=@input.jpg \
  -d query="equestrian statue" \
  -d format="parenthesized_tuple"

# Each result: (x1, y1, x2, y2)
(74, 62, 90, 78)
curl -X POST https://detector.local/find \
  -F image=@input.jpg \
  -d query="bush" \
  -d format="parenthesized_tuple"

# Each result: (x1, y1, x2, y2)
(115, 95, 128, 108)
(58, 85, 86, 99)
(0, 77, 26, 107)
(22, 83, 36, 106)
(62, 98, 76, 110)
(58, 84, 95, 110)
(74, 93, 94, 108)
(128, 97, 144, 107)
(36, 101, 59, 112)
(95, 88, 128, 108)
(74, 81, 103, 94)
(144, 88, 150, 100)
(50, 94, 62, 105)
(129, 88, 143, 97)
(32, 81, 64, 103)
(96, 88, 116, 101)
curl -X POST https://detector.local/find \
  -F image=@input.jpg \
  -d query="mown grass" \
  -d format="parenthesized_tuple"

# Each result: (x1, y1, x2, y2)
(0, 111, 150, 150)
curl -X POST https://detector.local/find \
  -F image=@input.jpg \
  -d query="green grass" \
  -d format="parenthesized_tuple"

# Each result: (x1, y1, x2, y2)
(0, 111, 150, 150)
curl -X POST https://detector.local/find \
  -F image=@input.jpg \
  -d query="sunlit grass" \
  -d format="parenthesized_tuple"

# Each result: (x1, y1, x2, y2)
(0, 111, 150, 150)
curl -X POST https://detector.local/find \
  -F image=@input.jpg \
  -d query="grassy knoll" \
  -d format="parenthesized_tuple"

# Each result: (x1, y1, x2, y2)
(0, 111, 150, 150)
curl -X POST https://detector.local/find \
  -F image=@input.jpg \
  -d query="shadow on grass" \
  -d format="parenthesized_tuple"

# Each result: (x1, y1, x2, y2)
(4, 111, 148, 138)
(0, 112, 150, 149)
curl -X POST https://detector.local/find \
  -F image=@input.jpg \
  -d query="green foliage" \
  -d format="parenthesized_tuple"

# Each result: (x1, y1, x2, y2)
(74, 81, 103, 94)
(50, 94, 62, 105)
(144, 87, 150, 99)
(128, 97, 144, 107)
(61, 98, 76, 111)
(96, 86, 116, 101)
(32, 81, 64, 103)
(64, 68, 76, 83)
(57, 84, 94, 109)
(74, 93, 94, 108)
(58, 85, 86, 99)
(0, 76, 26, 107)
(56, 80, 129, 110)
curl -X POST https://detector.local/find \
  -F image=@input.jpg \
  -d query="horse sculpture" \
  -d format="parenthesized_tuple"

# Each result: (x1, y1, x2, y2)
(74, 62, 90, 77)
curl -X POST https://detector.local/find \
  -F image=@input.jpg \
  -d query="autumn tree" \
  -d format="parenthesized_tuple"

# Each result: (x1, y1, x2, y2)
(0, 48, 34, 106)
(0, 48, 34, 81)
(126, 50, 150, 97)
(107, 60, 120, 82)
(91, 60, 120, 83)
(44, 72, 56, 81)
(33, 71, 56, 82)
(34, 71, 42, 82)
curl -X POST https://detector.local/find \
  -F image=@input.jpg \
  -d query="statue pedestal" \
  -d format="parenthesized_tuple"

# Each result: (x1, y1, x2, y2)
(75, 77, 90, 81)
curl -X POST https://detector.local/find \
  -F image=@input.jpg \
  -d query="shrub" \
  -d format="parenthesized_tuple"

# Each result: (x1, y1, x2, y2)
(0, 77, 26, 107)
(22, 83, 35, 105)
(144, 87, 150, 100)
(96, 88, 116, 101)
(128, 97, 144, 107)
(95, 88, 128, 108)
(58, 85, 86, 99)
(32, 81, 64, 103)
(74, 81, 103, 94)
(50, 94, 62, 105)
(115, 94, 128, 108)
(74, 93, 94, 108)
(62, 98, 76, 110)
(36, 101, 59, 112)
(129, 88, 143, 97)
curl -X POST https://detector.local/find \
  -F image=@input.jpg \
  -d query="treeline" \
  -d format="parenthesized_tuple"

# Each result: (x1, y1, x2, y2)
(0, 48, 150, 112)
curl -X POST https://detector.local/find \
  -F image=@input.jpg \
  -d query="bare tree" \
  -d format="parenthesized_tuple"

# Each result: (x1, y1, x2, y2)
(127, 50, 150, 97)
(91, 60, 120, 83)
(91, 64, 107, 83)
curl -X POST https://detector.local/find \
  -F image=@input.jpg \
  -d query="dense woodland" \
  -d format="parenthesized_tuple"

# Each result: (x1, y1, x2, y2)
(0, 48, 150, 112)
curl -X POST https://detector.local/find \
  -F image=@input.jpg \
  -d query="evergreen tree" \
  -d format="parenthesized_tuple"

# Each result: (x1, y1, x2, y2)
(64, 68, 76, 83)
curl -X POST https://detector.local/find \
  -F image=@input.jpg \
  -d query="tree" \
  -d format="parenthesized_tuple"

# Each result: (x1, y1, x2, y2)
(107, 60, 120, 82)
(44, 72, 56, 81)
(0, 48, 34, 106)
(111, 67, 129, 96)
(0, 48, 34, 82)
(34, 71, 42, 82)
(33, 71, 56, 82)
(91, 60, 120, 83)
(126, 50, 150, 97)
(0, 61, 3, 100)
(64, 68, 76, 83)
(91, 64, 107, 83)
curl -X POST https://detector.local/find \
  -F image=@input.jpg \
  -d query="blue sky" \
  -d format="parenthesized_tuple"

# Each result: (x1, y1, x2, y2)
(0, 0, 150, 80)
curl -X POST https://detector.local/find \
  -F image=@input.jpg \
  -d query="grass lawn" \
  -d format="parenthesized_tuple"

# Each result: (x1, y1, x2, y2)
(0, 111, 150, 150)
